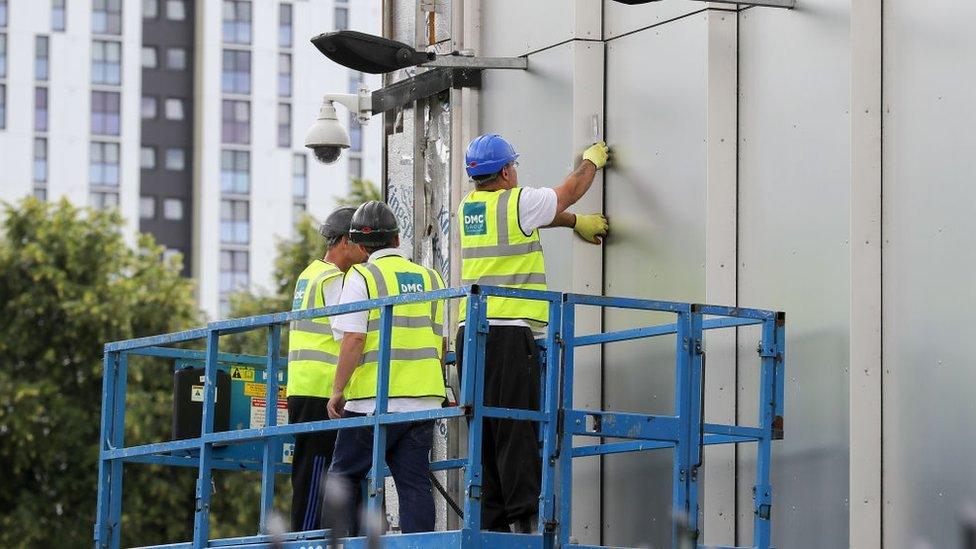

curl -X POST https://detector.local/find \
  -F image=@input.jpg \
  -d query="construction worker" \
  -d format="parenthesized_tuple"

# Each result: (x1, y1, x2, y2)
(325, 200, 447, 535)
(286, 206, 366, 533)
(454, 134, 610, 533)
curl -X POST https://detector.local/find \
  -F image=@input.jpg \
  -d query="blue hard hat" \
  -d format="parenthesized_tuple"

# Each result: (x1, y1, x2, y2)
(465, 134, 519, 177)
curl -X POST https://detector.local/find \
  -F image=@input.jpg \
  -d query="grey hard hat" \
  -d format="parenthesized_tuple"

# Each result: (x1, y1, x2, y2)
(319, 207, 358, 239)
(349, 201, 399, 246)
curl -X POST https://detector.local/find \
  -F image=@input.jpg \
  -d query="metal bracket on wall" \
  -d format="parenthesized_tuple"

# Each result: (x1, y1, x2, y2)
(370, 67, 483, 114)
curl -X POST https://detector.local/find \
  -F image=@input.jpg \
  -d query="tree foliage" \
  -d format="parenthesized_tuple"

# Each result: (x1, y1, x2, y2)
(0, 198, 200, 546)
(333, 178, 381, 207)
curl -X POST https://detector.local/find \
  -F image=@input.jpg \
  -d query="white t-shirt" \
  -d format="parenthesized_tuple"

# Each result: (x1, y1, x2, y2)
(463, 186, 558, 334)
(331, 248, 446, 414)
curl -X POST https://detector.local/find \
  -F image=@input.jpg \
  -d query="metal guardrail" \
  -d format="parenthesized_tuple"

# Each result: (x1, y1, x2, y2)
(95, 285, 785, 549)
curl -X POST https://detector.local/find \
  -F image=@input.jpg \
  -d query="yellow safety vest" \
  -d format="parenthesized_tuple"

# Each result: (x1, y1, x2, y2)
(344, 254, 447, 401)
(458, 187, 548, 324)
(286, 260, 343, 398)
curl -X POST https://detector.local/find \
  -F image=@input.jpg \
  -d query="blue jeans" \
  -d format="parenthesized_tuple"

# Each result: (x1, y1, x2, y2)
(325, 410, 435, 535)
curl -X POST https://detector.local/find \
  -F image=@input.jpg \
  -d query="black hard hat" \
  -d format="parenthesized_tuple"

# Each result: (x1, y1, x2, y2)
(319, 206, 357, 239)
(349, 201, 399, 246)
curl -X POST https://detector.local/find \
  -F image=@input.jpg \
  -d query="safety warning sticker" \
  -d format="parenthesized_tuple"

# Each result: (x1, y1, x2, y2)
(230, 366, 255, 382)
(250, 397, 288, 429)
(243, 382, 287, 399)
(190, 385, 217, 403)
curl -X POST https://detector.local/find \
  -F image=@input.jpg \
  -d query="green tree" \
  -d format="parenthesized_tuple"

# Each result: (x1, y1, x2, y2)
(0, 198, 201, 546)
(333, 178, 381, 207)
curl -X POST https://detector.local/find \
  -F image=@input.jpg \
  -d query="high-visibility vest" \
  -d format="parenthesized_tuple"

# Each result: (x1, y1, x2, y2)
(343, 254, 447, 401)
(458, 187, 548, 324)
(286, 260, 343, 398)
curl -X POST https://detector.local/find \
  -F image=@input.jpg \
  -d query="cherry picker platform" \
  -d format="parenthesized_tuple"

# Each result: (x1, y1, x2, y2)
(95, 285, 785, 549)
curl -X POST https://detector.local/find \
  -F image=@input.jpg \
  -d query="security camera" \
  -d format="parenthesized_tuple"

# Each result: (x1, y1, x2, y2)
(305, 89, 372, 165)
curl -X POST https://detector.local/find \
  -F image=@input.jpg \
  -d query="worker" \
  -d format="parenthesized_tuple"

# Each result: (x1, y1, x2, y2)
(325, 200, 447, 535)
(286, 206, 366, 533)
(454, 134, 610, 533)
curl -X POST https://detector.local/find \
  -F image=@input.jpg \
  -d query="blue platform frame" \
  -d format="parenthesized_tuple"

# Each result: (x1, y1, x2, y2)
(94, 285, 785, 549)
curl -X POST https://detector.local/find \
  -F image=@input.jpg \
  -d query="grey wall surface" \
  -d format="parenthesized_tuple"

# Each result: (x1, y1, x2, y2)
(736, 2, 852, 547)
(603, 13, 708, 548)
(882, 1, 976, 547)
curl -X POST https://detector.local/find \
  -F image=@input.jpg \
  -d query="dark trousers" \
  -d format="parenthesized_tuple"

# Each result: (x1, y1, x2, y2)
(325, 410, 435, 535)
(455, 325, 542, 531)
(288, 396, 337, 532)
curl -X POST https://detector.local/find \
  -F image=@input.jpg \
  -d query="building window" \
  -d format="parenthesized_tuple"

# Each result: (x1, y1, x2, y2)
(221, 150, 249, 193)
(220, 249, 249, 304)
(221, 199, 249, 244)
(222, 0, 251, 45)
(277, 53, 291, 97)
(166, 0, 185, 20)
(0, 0, 7, 28)
(90, 191, 119, 210)
(141, 96, 157, 119)
(164, 97, 185, 120)
(1, 34, 7, 78)
(277, 103, 290, 148)
(92, 0, 122, 35)
(221, 100, 249, 144)
(140, 196, 155, 219)
(35, 87, 49, 132)
(141, 46, 157, 68)
(349, 156, 362, 180)
(278, 3, 292, 48)
(34, 138, 48, 182)
(163, 197, 184, 220)
(36, 36, 49, 80)
(166, 47, 186, 70)
(52, 0, 66, 31)
(90, 142, 120, 186)
(334, 5, 348, 31)
(92, 40, 122, 85)
(165, 148, 185, 171)
(140, 146, 156, 169)
(91, 91, 120, 135)
(143, 0, 157, 18)
(221, 49, 250, 94)
(0, 84, 5, 129)
(35, 188, 48, 201)
(292, 153, 307, 205)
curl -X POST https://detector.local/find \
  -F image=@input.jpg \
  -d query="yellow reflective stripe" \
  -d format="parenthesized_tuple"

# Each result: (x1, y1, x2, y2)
(288, 349, 339, 364)
(461, 240, 544, 259)
(366, 315, 436, 331)
(361, 346, 441, 364)
(361, 262, 388, 297)
(427, 268, 442, 326)
(462, 272, 547, 286)
(290, 320, 333, 335)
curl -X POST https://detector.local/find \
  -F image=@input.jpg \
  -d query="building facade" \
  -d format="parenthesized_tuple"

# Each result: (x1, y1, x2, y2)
(0, 0, 382, 317)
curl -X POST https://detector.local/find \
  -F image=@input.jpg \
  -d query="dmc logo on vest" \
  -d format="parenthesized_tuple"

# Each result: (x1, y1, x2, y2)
(463, 202, 487, 235)
(396, 272, 426, 294)
(292, 279, 309, 309)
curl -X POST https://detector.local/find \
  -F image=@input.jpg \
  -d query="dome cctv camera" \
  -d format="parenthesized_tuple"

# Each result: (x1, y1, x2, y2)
(305, 91, 370, 165)
(304, 100, 350, 165)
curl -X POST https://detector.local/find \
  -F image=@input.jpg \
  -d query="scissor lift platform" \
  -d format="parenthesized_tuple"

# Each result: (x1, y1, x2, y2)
(96, 285, 785, 549)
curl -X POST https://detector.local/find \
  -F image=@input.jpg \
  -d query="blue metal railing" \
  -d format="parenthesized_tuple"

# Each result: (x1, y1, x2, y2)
(94, 285, 785, 549)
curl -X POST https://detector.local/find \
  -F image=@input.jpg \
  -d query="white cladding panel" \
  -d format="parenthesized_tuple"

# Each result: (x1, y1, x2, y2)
(736, 3, 851, 547)
(602, 14, 707, 548)
(603, 0, 708, 40)
(480, 0, 597, 58)
(882, 1, 976, 547)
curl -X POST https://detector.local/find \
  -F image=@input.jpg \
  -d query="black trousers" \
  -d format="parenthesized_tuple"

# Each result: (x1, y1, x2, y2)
(455, 325, 542, 531)
(287, 396, 337, 532)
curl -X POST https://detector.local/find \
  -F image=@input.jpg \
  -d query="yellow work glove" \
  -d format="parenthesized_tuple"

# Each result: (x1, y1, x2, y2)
(582, 141, 611, 170)
(574, 213, 609, 244)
